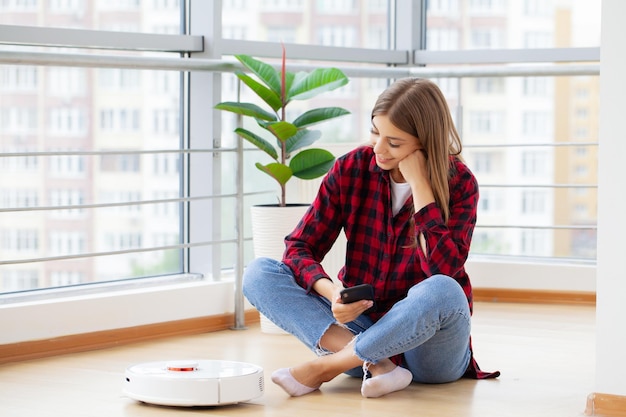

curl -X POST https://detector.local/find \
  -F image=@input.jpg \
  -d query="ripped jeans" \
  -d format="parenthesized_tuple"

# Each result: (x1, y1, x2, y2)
(242, 257, 472, 383)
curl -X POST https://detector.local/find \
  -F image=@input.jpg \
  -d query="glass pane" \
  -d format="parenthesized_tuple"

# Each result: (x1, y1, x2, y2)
(457, 75, 598, 260)
(0, 65, 183, 294)
(0, 0, 182, 33)
(222, 0, 390, 48)
(426, 0, 601, 50)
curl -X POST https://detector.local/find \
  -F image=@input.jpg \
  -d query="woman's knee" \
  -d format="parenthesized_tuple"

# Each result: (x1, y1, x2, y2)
(243, 257, 274, 293)
(242, 257, 290, 298)
(406, 275, 468, 311)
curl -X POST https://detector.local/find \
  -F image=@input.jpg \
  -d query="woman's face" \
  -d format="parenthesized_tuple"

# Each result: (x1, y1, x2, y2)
(370, 114, 421, 179)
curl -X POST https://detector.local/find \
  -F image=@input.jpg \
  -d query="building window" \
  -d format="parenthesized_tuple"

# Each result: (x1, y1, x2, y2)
(0, 66, 38, 91)
(522, 111, 552, 137)
(49, 231, 86, 256)
(49, 154, 86, 177)
(427, 28, 460, 51)
(469, 111, 503, 134)
(317, 26, 357, 47)
(521, 150, 548, 177)
(523, 77, 551, 97)
(474, 78, 504, 94)
(100, 155, 141, 173)
(521, 190, 547, 214)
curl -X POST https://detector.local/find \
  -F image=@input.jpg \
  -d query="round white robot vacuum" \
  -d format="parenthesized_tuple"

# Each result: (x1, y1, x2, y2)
(123, 360, 264, 407)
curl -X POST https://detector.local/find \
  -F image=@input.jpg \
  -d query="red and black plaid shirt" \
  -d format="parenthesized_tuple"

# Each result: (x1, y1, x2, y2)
(283, 145, 499, 379)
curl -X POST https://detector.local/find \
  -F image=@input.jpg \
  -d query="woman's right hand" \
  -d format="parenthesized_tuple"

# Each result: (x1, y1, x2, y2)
(331, 287, 374, 324)
(313, 278, 372, 324)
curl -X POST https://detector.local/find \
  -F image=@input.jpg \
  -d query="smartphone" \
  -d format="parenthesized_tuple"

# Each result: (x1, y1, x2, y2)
(340, 284, 375, 313)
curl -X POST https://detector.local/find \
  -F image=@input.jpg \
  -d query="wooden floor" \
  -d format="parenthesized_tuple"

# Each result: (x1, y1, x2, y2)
(0, 302, 595, 417)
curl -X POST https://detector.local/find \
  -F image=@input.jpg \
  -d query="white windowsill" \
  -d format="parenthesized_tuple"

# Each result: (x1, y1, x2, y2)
(0, 259, 596, 345)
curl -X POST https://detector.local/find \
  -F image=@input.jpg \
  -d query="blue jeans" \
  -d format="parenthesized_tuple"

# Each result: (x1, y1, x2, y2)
(242, 257, 472, 383)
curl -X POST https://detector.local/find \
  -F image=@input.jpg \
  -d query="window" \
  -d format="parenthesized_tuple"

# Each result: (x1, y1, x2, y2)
(523, 31, 553, 48)
(49, 154, 86, 177)
(267, 26, 297, 43)
(49, 189, 85, 218)
(470, 28, 502, 49)
(520, 229, 549, 256)
(471, 152, 493, 174)
(223, 1, 389, 47)
(0, 66, 38, 91)
(0, 189, 38, 209)
(0, 3, 598, 283)
(1, 229, 39, 252)
(469, 111, 503, 134)
(99, 109, 141, 132)
(49, 68, 86, 97)
(49, 108, 88, 136)
(469, 0, 506, 15)
(317, 26, 357, 47)
(100, 155, 140, 173)
(427, 28, 460, 51)
(49, 231, 86, 256)
(521, 190, 547, 215)
(0, 0, 602, 348)
(520, 151, 548, 177)
(474, 78, 504, 94)
(522, 111, 552, 138)
(316, 0, 356, 14)
(428, 0, 459, 16)
(524, 0, 552, 17)
(523, 77, 551, 97)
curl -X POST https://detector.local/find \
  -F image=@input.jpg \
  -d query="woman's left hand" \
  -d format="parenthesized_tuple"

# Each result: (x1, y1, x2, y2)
(399, 149, 435, 211)
(398, 148, 428, 187)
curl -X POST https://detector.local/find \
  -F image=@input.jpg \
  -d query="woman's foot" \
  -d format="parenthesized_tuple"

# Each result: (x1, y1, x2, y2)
(271, 368, 320, 397)
(361, 365, 413, 398)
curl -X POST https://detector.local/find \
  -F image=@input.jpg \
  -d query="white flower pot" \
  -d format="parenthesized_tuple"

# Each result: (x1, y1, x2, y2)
(250, 204, 309, 335)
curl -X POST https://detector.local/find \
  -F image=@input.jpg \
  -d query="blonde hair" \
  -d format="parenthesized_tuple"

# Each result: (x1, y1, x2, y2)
(371, 78, 463, 223)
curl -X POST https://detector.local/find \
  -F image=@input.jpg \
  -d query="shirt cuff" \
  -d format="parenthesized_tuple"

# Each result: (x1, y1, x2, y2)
(413, 201, 444, 229)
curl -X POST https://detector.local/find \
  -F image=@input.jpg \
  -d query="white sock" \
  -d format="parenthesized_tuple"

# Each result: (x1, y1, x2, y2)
(271, 368, 320, 397)
(361, 366, 413, 398)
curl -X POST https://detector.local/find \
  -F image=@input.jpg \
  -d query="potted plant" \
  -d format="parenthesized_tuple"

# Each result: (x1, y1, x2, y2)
(215, 49, 350, 207)
(216, 50, 350, 333)
(215, 49, 350, 260)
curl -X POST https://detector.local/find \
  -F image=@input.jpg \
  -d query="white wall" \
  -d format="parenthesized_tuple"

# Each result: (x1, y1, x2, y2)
(594, 0, 626, 396)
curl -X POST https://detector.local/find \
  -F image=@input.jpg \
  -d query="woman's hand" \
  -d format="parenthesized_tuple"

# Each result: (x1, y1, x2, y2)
(331, 287, 374, 324)
(313, 278, 372, 324)
(398, 149, 435, 212)
(398, 148, 428, 187)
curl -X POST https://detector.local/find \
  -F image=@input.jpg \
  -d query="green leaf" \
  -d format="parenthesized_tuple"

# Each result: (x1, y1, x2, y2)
(255, 162, 292, 186)
(258, 120, 298, 142)
(214, 102, 276, 122)
(290, 148, 336, 180)
(288, 68, 349, 101)
(235, 55, 282, 95)
(292, 107, 351, 128)
(234, 127, 278, 160)
(235, 71, 282, 112)
(285, 129, 321, 154)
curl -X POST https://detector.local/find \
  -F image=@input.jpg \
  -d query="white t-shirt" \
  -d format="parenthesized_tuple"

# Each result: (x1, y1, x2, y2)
(390, 177, 412, 216)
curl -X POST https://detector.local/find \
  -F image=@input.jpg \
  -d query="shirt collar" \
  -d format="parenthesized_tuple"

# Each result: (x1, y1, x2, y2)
(367, 146, 389, 183)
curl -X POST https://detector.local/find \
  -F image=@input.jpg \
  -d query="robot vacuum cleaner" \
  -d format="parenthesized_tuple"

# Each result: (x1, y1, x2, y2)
(123, 360, 264, 406)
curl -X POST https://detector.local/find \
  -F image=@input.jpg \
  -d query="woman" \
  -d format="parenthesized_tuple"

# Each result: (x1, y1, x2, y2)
(243, 78, 499, 398)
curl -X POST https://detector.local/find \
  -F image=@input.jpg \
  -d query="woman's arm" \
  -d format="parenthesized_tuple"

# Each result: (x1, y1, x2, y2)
(283, 160, 344, 292)
(413, 163, 478, 277)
